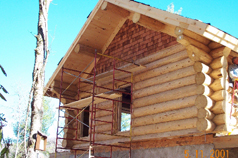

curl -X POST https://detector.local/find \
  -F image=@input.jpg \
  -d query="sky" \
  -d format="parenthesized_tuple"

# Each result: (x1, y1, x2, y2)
(0, 0, 238, 139)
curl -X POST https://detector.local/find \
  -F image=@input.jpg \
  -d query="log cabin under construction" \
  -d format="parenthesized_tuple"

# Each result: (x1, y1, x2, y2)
(45, 0, 238, 157)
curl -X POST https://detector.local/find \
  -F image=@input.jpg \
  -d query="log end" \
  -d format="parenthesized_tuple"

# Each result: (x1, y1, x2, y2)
(132, 12, 140, 23)
(195, 95, 214, 109)
(196, 118, 215, 132)
(101, 1, 108, 10)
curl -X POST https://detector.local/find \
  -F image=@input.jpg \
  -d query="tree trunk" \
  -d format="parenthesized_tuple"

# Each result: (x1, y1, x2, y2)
(27, 0, 51, 157)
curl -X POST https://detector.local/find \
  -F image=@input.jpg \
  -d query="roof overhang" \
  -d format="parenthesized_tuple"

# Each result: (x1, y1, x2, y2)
(44, 0, 238, 98)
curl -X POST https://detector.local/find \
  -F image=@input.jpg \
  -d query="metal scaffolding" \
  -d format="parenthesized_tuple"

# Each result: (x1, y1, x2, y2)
(55, 50, 135, 158)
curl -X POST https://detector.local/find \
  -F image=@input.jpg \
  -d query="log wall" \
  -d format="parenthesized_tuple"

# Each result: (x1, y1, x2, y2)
(65, 26, 238, 150)
(86, 44, 202, 141)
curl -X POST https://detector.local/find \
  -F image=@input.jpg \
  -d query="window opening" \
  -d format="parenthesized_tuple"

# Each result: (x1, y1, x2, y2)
(120, 86, 131, 132)
(82, 106, 89, 137)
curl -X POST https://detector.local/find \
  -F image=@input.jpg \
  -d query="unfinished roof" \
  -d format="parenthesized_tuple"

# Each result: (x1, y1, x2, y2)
(44, 0, 238, 97)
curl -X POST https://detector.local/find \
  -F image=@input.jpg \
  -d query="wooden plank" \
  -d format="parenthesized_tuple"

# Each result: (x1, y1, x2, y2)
(63, 93, 122, 109)
(213, 135, 238, 148)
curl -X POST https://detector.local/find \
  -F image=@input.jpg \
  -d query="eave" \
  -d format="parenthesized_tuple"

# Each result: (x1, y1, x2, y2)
(44, 0, 238, 98)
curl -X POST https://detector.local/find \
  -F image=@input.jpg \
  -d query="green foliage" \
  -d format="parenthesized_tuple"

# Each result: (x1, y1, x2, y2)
(42, 99, 55, 134)
(0, 139, 11, 158)
(0, 115, 10, 158)
(121, 113, 131, 131)
(13, 98, 55, 142)
(0, 114, 7, 147)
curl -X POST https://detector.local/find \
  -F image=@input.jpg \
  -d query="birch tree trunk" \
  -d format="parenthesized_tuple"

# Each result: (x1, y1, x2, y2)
(27, 0, 51, 157)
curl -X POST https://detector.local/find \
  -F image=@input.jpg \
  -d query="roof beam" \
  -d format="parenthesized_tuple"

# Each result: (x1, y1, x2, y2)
(74, 43, 101, 57)
(50, 80, 78, 97)
(175, 27, 210, 45)
(177, 34, 211, 53)
(101, 1, 129, 18)
(131, 12, 165, 32)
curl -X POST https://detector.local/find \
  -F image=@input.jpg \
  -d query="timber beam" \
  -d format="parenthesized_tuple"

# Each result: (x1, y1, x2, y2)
(175, 27, 210, 45)
(101, 2, 130, 53)
(186, 45, 212, 64)
(177, 34, 211, 52)
(74, 43, 102, 57)
(50, 80, 78, 101)
(101, 1, 130, 18)
(131, 12, 165, 32)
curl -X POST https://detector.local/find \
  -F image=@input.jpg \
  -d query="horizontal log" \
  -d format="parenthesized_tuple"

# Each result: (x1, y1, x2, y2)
(93, 133, 126, 142)
(132, 106, 198, 127)
(186, 45, 213, 64)
(141, 49, 189, 73)
(208, 42, 223, 50)
(198, 109, 215, 120)
(195, 72, 213, 85)
(214, 124, 227, 133)
(177, 34, 211, 52)
(134, 75, 195, 99)
(134, 58, 194, 82)
(96, 108, 112, 118)
(134, 66, 195, 90)
(133, 128, 199, 141)
(133, 84, 197, 108)
(209, 78, 229, 91)
(97, 100, 113, 109)
(196, 85, 213, 96)
(132, 95, 197, 118)
(63, 132, 76, 139)
(213, 114, 225, 125)
(195, 95, 214, 109)
(210, 47, 231, 58)
(96, 115, 112, 125)
(62, 139, 77, 148)
(132, 118, 197, 136)
(210, 67, 227, 79)
(174, 27, 210, 45)
(213, 114, 236, 127)
(210, 90, 228, 101)
(134, 43, 186, 66)
(193, 62, 212, 74)
(210, 56, 228, 69)
(196, 118, 215, 132)
(213, 114, 237, 127)
(210, 100, 226, 114)
(95, 123, 111, 133)
(64, 109, 76, 118)
(63, 128, 76, 135)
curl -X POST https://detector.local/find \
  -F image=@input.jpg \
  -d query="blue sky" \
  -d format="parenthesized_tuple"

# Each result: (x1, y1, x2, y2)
(0, 0, 238, 138)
